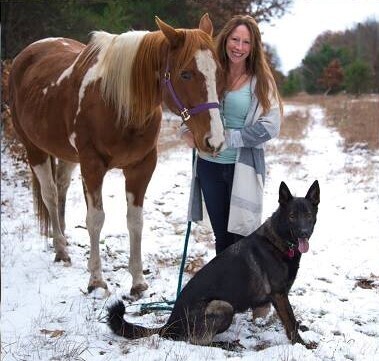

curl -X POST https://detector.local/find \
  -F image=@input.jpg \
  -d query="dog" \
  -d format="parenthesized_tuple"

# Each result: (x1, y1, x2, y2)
(108, 180, 320, 347)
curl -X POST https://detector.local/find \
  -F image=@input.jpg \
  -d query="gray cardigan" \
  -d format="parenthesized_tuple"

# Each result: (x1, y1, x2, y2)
(188, 77, 281, 236)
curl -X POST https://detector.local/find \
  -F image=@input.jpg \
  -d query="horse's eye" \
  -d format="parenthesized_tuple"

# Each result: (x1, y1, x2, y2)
(180, 71, 192, 80)
(289, 214, 295, 221)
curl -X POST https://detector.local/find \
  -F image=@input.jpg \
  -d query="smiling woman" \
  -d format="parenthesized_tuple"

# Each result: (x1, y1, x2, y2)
(181, 15, 283, 256)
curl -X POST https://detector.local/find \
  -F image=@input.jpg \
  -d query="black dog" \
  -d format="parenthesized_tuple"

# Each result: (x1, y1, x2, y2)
(108, 180, 320, 347)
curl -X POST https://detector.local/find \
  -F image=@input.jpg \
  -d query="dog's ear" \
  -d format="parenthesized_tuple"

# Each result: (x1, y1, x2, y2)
(306, 180, 320, 206)
(279, 181, 293, 205)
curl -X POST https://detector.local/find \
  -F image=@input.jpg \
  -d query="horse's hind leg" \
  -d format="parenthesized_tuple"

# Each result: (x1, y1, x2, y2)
(57, 160, 77, 234)
(32, 156, 71, 263)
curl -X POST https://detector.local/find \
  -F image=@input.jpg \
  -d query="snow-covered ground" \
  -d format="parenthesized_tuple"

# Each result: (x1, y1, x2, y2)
(1, 102, 379, 361)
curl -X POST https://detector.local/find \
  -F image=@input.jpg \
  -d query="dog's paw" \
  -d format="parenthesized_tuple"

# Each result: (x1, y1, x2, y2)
(212, 339, 245, 351)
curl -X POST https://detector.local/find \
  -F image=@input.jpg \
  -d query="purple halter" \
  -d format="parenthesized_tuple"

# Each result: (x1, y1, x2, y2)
(163, 60, 219, 123)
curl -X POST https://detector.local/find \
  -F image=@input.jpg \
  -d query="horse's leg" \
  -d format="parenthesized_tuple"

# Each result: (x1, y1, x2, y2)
(10, 115, 70, 262)
(32, 156, 71, 263)
(79, 153, 108, 293)
(57, 160, 77, 234)
(123, 148, 158, 298)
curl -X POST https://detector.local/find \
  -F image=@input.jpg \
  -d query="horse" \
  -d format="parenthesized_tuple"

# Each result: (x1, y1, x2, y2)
(8, 14, 225, 298)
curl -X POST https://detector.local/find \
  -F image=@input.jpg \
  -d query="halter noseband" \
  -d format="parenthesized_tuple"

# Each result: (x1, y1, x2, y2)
(163, 59, 219, 123)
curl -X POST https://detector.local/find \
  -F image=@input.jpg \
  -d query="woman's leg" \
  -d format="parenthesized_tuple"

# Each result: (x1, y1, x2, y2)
(197, 158, 237, 254)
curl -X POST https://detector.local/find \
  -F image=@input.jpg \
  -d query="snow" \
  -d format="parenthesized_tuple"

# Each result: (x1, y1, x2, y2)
(1, 102, 379, 361)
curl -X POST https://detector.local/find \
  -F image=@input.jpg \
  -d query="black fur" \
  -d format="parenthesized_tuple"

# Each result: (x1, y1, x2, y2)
(108, 180, 320, 347)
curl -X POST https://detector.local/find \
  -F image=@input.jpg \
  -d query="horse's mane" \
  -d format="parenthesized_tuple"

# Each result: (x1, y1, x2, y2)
(85, 28, 215, 129)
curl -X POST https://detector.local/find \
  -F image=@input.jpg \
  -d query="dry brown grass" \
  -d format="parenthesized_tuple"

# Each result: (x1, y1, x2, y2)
(285, 93, 379, 151)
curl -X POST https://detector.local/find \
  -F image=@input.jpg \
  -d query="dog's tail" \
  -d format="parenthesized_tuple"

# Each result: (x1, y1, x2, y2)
(107, 300, 162, 339)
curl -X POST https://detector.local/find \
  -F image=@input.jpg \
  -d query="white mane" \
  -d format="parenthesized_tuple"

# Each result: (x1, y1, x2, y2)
(89, 30, 149, 120)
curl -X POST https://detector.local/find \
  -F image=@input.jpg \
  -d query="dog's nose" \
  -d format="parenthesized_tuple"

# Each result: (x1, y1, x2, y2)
(299, 230, 309, 238)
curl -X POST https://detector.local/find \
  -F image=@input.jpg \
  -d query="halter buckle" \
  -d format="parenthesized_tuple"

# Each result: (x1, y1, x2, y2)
(164, 71, 170, 82)
(180, 108, 191, 122)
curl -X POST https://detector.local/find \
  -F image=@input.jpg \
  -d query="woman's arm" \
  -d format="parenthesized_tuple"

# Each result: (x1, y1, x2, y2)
(225, 98, 281, 148)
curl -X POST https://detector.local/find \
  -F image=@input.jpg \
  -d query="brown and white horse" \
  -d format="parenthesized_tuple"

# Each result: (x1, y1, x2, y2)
(9, 14, 224, 297)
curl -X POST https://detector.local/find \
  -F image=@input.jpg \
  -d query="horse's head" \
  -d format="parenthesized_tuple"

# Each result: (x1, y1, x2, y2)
(157, 14, 225, 155)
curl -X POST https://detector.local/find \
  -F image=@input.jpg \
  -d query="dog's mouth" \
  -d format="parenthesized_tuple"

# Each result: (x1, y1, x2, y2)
(297, 238, 309, 253)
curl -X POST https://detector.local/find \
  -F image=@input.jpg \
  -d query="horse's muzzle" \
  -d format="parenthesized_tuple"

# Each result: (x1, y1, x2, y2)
(204, 135, 225, 156)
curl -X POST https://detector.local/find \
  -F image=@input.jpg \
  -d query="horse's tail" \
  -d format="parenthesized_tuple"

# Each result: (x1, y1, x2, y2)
(32, 155, 57, 236)
(107, 300, 163, 339)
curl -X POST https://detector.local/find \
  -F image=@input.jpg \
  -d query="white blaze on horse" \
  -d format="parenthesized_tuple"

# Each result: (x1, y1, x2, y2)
(9, 14, 224, 297)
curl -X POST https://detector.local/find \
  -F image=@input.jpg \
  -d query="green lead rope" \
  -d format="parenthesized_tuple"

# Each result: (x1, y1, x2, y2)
(139, 149, 195, 314)
(139, 219, 192, 314)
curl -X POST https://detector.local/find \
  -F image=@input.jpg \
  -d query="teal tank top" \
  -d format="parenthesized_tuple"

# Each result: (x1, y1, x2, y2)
(200, 82, 251, 164)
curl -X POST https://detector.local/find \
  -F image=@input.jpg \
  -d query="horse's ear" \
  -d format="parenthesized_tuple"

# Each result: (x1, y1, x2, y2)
(199, 13, 213, 37)
(155, 16, 184, 48)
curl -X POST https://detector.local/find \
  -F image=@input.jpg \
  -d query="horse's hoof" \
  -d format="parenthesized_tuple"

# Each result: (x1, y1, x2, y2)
(54, 253, 71, 264)
(130, 283, 148, 299)
(87, 280, 108, 294)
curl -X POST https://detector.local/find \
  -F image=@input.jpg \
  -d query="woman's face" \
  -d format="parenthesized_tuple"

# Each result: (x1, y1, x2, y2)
(226, 24, 252, 66)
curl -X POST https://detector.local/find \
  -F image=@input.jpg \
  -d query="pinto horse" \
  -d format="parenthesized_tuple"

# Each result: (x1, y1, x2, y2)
(9, 14, 225, 297)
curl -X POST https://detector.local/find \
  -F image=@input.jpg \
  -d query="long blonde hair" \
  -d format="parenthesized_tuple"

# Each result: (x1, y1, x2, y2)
(216, 15, 283, 115)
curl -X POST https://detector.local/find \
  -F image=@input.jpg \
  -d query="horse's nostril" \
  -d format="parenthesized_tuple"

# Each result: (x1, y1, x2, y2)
(205, 137, 224, 154)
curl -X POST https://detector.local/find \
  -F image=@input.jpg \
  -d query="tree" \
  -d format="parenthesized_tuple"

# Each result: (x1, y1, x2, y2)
(344, 60, 372, 95)
(300, 19, 379, 93)
(187, 0, 293, 34)
(1, 0, 294, 60)
(281, 69, 303, 96)
(302, 44, 350, 93)
(318, 59, 344, 95)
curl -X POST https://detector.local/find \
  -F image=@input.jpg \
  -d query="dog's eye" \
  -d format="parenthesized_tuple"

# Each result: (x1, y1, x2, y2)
(180, 71, 192, 80)
(307, 213, 313, 219)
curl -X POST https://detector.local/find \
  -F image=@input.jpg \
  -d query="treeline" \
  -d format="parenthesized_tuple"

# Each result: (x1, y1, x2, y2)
(1, 0, 292, 59)
(281, 19, 379, 95)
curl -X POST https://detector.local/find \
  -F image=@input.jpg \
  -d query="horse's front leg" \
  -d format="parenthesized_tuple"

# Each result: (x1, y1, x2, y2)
(80, 155, 108, 293)
(123, 148, 157, 298)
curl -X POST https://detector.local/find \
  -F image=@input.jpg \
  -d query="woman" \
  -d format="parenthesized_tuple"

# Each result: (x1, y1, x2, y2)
(183, 15, 282, 254)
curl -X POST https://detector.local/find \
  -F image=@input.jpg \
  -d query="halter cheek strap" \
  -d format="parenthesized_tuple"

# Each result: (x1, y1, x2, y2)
(163, 61, 219, 123)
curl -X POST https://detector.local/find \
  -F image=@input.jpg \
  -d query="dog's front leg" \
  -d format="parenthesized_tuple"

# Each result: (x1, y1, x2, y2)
(271, 293, 304, 345)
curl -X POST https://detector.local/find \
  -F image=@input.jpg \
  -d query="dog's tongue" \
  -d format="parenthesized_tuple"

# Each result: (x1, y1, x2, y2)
(298, 238, 309, 253)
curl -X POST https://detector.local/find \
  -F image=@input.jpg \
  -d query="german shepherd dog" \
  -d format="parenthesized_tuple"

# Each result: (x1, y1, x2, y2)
(108, 180, 320, 347)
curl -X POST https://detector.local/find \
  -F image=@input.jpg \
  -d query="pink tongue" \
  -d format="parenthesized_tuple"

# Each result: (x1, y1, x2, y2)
(298, 238, 309, 253)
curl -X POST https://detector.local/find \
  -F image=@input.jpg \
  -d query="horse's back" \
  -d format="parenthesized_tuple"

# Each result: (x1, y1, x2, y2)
(10, 37, 84, 89)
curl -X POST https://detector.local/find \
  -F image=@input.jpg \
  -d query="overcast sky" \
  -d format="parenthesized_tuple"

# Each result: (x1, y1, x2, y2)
(259, 0, 379, 74)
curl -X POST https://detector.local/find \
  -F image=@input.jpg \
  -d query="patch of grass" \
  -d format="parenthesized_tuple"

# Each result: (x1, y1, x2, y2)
(285, 93, 379, 151)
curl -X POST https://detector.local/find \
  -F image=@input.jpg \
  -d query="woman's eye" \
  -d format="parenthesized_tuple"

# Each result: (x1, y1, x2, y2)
(180, 71, 192, 80)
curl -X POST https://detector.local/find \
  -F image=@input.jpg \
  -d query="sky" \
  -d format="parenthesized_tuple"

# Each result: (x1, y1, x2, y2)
(260, 0, 379, 74)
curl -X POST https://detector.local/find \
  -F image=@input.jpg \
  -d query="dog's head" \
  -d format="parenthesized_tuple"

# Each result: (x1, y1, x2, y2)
(278, 180, 320, 254)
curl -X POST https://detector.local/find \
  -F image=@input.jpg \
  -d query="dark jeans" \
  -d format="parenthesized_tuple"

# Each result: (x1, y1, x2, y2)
(197, 157, 239, 254)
